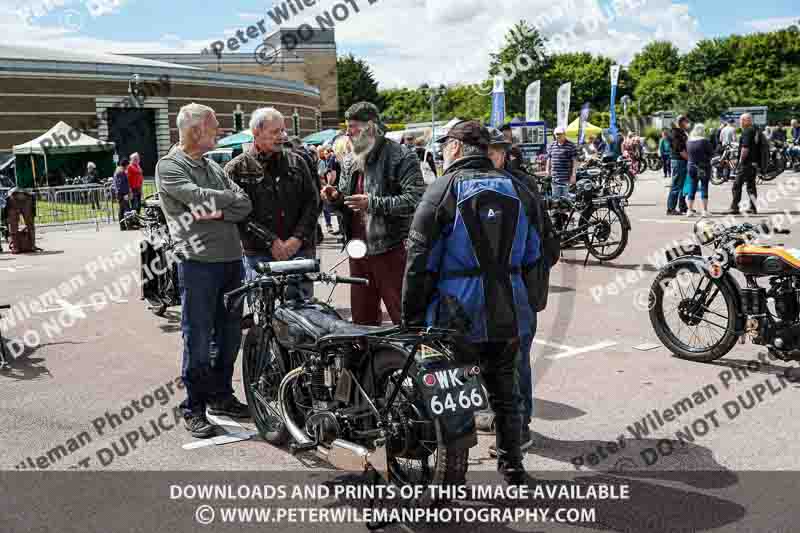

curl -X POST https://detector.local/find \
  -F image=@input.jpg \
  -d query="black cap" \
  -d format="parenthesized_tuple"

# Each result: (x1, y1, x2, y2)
(435, 120, 490, 148)
(345, 102, 382, 125)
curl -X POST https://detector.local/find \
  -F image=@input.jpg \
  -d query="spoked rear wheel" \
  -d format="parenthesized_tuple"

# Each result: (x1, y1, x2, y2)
(242, 326, 290, 444)
(649, 265, 739, 362)
(583, 207, 629, 261)
(364, 351, 468, 499)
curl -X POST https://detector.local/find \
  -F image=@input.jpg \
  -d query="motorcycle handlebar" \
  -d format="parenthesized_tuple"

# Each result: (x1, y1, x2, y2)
(332, 275, 369, 286)
(255, 259, 320, 275)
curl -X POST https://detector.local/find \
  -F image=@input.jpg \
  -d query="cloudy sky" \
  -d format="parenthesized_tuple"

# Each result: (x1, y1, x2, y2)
(0, 0, 796, 89)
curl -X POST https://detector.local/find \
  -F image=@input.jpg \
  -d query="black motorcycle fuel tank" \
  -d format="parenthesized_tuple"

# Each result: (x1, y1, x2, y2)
(272, 301, 346, 349)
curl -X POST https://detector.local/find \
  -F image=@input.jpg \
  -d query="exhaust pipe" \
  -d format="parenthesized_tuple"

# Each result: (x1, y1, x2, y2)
(279, 367, 314, 447)
(279, 367, 388, 477)
(317, 439, 388, 478)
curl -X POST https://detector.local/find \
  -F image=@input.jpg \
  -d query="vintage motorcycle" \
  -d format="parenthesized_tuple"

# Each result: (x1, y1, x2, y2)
(580, 154, 636, 199)
(130, 194, 181, 316)
(224, 241, 484, 488)
(648, 219, 800, 366)
(541, 176, 631, 262)
(761, 139, 788, 182)
(710, 143, 738, 185)
(645, 150, 663, 172)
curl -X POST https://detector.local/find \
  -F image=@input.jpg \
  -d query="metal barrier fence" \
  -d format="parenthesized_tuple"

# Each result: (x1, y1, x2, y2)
(1, 180, 157, 230)
(1, 184, 115, 229)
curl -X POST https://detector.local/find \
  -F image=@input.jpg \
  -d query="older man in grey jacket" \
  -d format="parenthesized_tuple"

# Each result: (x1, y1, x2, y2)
(156, 102, 252, 438)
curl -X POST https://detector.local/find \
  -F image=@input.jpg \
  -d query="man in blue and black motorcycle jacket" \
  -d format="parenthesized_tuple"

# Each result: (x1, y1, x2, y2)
(401, 120, 551, 485)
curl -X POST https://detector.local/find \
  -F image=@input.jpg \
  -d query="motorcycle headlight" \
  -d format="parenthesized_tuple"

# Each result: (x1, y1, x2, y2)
(693, 219, 717, 245)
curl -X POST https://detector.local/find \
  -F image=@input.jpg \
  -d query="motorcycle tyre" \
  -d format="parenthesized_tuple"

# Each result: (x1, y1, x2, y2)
(362, 349, 469, 491)
(243, 326, 291, 445)
(649, 264, 739, 362)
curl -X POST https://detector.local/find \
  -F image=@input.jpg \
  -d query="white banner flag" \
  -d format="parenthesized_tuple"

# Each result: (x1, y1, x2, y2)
(525, 80, 541, 122)
(556, 82, 571, 129)
(610, 65, 621, 86)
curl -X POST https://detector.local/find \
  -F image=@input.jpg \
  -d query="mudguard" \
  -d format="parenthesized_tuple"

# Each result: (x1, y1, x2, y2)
(660, 256, 745, 336)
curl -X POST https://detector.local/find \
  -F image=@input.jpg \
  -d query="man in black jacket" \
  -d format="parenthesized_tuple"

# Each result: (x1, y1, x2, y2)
(225, 107, 320, 282)
(403, 121, 548, 485)
(321, 102, 423, 325)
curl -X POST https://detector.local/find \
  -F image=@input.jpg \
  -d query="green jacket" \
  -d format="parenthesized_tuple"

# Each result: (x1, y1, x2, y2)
(658, 138, 671, 157)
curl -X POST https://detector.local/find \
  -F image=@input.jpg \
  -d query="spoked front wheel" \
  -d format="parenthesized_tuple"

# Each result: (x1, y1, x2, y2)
(242, 326, 291, 444)
(583, 207, 629, 261)
(649, 263, 739, 362)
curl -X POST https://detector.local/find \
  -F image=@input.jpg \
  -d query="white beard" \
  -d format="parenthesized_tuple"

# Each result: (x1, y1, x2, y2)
(352, 131, 376, 170)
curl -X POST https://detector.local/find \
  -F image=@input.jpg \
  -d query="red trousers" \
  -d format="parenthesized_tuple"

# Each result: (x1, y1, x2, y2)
(348, 246, 406, 326)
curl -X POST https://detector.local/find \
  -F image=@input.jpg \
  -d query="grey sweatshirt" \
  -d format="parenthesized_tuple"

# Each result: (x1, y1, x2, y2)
(155, 147, 252, 263)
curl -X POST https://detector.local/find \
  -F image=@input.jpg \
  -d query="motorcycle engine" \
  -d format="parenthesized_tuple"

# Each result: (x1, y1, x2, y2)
(771, 279, 800, 322)
(760, 279, 800, 355)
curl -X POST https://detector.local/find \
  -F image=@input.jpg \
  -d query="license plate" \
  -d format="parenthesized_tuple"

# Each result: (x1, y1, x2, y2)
(417, 366, 486, 417)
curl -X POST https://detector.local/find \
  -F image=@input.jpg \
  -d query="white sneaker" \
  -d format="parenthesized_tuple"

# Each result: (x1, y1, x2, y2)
(701, 210, 711, 217)
(686, 210, 697, 217)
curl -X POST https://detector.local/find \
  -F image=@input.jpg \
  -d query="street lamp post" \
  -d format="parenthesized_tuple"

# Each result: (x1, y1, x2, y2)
(426, 85, 447, 143)
(292, 108, 300, 137)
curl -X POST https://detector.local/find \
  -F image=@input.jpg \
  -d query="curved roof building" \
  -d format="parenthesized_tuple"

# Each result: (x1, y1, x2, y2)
(0, 44, 322, 176)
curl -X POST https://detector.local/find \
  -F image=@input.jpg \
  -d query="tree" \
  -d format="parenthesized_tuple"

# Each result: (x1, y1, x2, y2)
(628, 41, 681, 81)
(681, 38, 734, 83)
(488, 20, 548, 118)
(541, 53, 616, 124)
(337, 54, 381, 121)
(633, 68, 684, 116)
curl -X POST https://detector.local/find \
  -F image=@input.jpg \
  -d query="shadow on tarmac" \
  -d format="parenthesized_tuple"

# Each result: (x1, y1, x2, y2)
(0, 340, 84, 381)
(559, 258, 660, 272)
(320, 468, 745, 533)
(525, 431, 737, 490)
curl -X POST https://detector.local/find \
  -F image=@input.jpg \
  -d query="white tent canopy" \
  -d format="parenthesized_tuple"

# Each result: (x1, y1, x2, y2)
(13, 121, 115, 155)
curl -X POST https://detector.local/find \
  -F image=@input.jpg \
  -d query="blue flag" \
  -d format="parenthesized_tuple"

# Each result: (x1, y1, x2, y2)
(490, 76, 505, 128)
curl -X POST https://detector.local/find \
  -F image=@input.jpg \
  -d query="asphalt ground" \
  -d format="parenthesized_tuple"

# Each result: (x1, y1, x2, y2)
(3, 169, 800, 531)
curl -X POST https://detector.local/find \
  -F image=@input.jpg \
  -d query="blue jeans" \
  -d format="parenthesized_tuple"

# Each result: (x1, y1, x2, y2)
(667, 159, 688, 212)
(661, 155, 671, 177)
(322, 203, 335, 227)
(684, 163, 710, 201)
(178, 260, 244, 417)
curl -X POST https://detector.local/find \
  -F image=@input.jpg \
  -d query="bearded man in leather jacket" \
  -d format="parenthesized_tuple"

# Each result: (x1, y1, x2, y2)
(321, 102, 424, 325)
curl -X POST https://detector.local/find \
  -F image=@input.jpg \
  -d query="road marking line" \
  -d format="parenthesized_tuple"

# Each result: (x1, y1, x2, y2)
(638, 218, 692, 225)
(35, 299, 128, 313)
(633, 343, 661, 351)
(532, 339, 574, 351)
(0, 265, 34, 272)
(206, 414, 245, 429)
(182, 431, 257, 450)
(545, 340, 618, 360)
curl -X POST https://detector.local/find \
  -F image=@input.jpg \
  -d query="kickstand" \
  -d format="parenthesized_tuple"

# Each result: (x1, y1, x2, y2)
(365, 469, 396, 530)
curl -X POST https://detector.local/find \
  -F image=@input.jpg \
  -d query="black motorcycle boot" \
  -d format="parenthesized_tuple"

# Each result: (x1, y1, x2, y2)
(495, 413, 529, 485)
